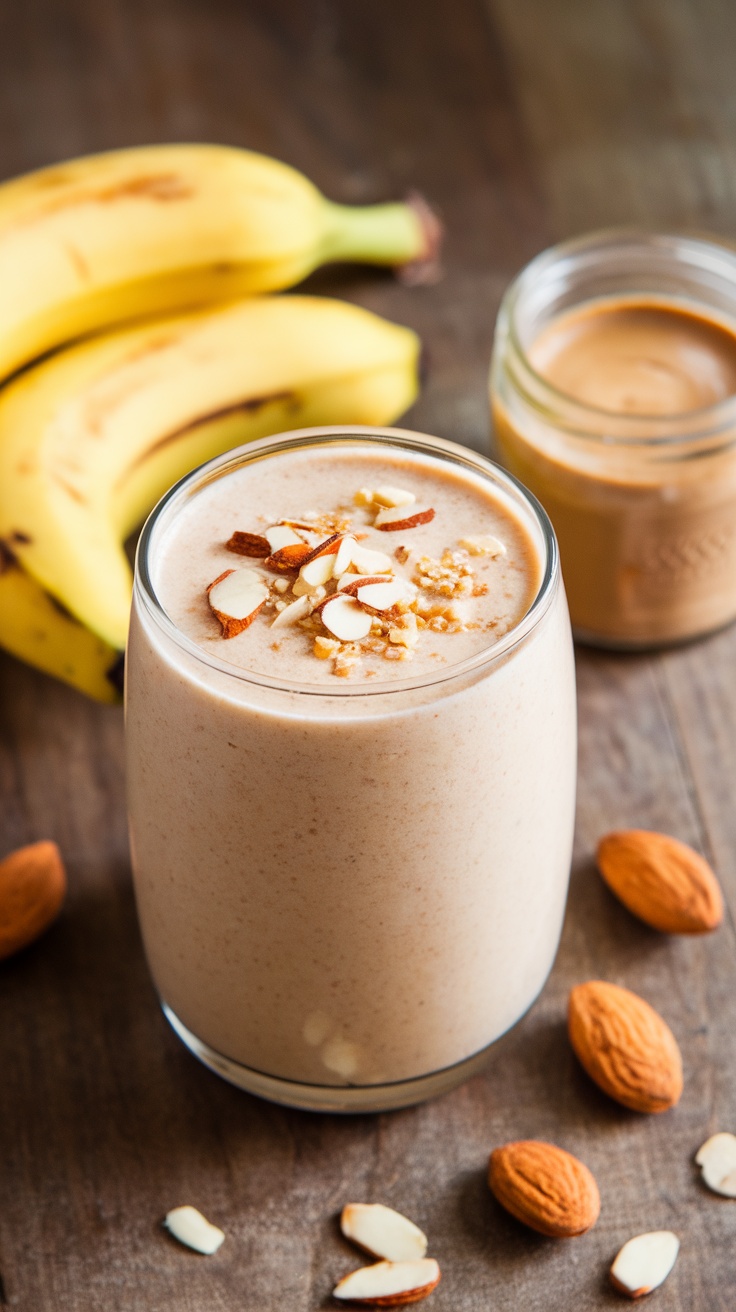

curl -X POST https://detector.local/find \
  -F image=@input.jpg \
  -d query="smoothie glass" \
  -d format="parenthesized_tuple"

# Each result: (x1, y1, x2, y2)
(126, 427, 576, 1112)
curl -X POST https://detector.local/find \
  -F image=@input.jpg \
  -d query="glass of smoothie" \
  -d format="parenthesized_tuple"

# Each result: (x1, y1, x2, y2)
(491, 231, 736, 649)
(126, 426, 576, 1112)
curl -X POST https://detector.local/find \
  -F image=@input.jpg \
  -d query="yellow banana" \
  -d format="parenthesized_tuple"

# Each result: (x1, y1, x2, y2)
(0, 294, 420, 655)
(0, 550, 121, 702)
(0, 143, 434, 383)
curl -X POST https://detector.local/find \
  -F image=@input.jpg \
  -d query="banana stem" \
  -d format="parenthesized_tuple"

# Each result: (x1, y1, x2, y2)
(320, 196, 441, 274)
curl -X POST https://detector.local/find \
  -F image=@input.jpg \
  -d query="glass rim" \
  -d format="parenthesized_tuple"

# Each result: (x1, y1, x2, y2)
(134, 425, 560, 701)
(499, 227, 736, 443)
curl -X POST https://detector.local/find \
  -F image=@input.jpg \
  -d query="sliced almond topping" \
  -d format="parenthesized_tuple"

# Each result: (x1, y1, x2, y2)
(296, 533, 345, 587)
(372, 486, 416, 509)
(354, 487, 375, 507)
(374, 506, 435, 532)
(264, 543, 313, 572)
(265, 524, 305, 551)
(207, 569, 268, 638)
(321, 595, 373, 641)
(609, 1231, 679, 1299)
(458, 534, 506, 558)
(339, 573, 394, 594)
(340, 1204, 428, 1263)
(225, 530, 271, 557)
(164, 1206, 225, 1255)
(357, 580, 411, 612)
(272, 577, 290, 594)
(695, 1132, 736, 1196)
(299, 552, 339, 588)
(304, 531, 344, 561)
(270, 595, 312, 628)
(333, 1259, 440, 1305)
(351, 542, 394, 574)
(332, 535, 357, 578)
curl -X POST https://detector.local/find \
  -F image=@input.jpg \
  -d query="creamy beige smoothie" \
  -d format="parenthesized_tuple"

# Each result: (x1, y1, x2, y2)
(126, 427, 576, 1111)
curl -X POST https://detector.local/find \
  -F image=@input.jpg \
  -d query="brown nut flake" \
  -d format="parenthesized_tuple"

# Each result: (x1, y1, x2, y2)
(225, 530, 271, 558)
(263, 543, 313, 572)
(596, 829, 724, 934)
(568, 980, 683, 1113)
(488, 1140, 600, 1238)
(375, 507, 435, 532)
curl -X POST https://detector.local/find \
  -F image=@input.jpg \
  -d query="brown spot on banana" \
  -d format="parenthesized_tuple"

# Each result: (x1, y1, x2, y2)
(114, 391, 300, 488)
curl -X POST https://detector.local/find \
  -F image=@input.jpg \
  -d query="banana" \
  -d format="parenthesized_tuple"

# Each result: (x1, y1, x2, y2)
(0, 549, 121, 702)
(0, 294, 420, 655)
(0, 143, 434, 383)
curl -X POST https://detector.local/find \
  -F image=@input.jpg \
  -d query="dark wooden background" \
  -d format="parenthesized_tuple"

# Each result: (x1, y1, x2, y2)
(1, 1, 735, 1308)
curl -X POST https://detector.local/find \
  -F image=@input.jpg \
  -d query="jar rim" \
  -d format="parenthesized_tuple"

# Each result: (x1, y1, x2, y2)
(498, 228, 736, 446)
(134, 426, 560, 701)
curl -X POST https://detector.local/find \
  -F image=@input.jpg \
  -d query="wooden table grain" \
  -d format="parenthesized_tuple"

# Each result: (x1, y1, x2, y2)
(1, 2, 735, 1308)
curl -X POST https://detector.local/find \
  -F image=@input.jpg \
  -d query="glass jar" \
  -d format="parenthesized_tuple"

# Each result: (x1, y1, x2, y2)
(491, 231, 736, 648)
(126, 426, 576, 1112)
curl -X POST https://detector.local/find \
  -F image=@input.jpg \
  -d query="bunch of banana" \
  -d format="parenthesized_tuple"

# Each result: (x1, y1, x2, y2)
(0, 142, 436, 384)
(0, 295, 420, 698)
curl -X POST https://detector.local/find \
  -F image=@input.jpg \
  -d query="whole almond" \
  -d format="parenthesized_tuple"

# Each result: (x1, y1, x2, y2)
(0, 840, 67, 959)
(488, 1140, 600, 1237)
(568, 981, 683, 1113)
(597, 829, 723, 934)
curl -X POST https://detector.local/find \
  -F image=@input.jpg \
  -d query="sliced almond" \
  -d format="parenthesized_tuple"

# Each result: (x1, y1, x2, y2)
(338, 573, 393, 593)
(321, 595, 373, 641)
(297, 533, 345, 587)
(265, 524, 305, 551)
(333, 1259, 440, 1305)
(164, 1206, 225, 1255)
(225, 530, 271, 557)
(207, 569, 268, 638)
(304, 532, 344, 560)
(270, 595, 312, 628)
(332, 535, 357, 578)
(695, 1132, 736, 1196)
(351, 543, 394, 574)
(372, 486, 416, 509)
(357, 580, 411, 611)
(374, 506, 435, 531)
(299, 554, 338, 588)
(340, 1204, 428, 1263)
(264, 543, 313, 572)
(610, 1231, 679, 1298)
(458, 534, 506, 558)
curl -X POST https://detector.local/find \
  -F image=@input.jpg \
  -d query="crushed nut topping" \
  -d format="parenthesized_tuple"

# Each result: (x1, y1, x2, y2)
(413, 549, 475, 598)
(209, 487, 507, 677)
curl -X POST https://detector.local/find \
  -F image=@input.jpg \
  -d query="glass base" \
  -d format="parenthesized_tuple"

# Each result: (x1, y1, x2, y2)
(162, 1003, 505, 1112)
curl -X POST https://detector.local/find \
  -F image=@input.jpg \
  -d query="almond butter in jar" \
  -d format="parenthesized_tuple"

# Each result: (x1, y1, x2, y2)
(490, 231, 736, 648)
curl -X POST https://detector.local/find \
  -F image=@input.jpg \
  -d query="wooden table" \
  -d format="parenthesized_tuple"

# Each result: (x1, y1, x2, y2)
(1, 2, 735, 1307)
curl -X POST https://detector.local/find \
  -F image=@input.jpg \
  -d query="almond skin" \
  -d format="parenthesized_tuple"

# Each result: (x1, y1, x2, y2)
(0, 840, 67, 959)
(568, 981, 683, 1113)
(488, 1140, 600, 1238)
(263, 543, 313, 571)
(225, 530, 270, 557)
(596, 829, 723, 934)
